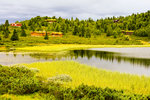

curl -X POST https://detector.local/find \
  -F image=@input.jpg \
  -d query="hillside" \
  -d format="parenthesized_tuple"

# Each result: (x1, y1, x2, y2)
(0, 10, 150, 48)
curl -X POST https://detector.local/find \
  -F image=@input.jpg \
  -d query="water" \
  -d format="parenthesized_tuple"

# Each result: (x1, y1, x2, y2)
(0, 47, 150, 76)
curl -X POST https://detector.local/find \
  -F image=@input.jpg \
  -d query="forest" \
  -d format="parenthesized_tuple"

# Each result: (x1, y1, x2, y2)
(0, 10, 150, 44)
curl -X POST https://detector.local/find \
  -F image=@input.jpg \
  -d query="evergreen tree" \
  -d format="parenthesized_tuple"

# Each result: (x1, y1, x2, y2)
(5, 20, 9, 27)
(44, 31, 49, 40)
(81, 25, 85, 37)
(21, 29, 27, 37)
(3, 30, 9, 38)
(11, 29, 19, 41)
(106, 25, 113, 36)
(3, 20, 10, 38)
(73, 25, 79, 35)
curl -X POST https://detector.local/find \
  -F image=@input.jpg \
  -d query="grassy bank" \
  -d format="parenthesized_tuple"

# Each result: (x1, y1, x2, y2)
(0, 34, 150, 50)
(15, 44, 150, 52)
(23, 61, 150, 95)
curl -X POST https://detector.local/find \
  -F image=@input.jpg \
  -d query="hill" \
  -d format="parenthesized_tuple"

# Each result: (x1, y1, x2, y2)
(0, 10, 150, 48)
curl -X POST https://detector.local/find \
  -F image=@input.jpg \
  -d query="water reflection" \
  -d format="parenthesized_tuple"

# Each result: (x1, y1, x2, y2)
(71, 50, 150, 67)
(0, 48, 150, 76)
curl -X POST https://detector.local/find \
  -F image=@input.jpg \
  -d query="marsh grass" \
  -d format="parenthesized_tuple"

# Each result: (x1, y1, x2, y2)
(17, 44, 150, 52)
(23, 61, 150, 95)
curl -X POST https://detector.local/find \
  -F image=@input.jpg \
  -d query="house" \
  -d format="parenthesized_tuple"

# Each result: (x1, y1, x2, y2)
(11, 23, 22, 27)
(45, 19, 57, 23)
(51, 32, 63, 37)
(31, 31, 50, 36)
(114, 20, 119, 23)
(122, 30, 134, 35)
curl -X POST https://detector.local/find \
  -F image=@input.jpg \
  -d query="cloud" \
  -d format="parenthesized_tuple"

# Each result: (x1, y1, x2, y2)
(0, 0, 150, 23)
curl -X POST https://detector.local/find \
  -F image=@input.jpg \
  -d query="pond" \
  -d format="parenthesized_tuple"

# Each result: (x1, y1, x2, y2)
(0, 47, 150, 76)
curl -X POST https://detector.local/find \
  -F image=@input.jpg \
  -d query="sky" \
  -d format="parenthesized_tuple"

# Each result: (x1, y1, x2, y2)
(0, 0, 150, 23)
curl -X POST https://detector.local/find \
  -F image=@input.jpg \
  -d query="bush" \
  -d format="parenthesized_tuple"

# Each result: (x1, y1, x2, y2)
(47, 74, 72, 83)
(40, 84, 150, 100)
(0, 65, 150, 99)
(0, 65, 40, 94)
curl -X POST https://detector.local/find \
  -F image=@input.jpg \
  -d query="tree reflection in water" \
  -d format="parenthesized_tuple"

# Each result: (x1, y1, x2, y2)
(28, 50, 150, 68)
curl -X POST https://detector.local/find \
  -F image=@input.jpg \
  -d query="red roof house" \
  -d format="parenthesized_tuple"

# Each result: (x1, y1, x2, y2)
(31, 31, 50, 36)
(11, 23, 22, 27)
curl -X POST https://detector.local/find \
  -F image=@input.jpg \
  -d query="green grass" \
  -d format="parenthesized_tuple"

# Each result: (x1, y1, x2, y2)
(23, 61, 150, 95)
(0, 34, 150, 50)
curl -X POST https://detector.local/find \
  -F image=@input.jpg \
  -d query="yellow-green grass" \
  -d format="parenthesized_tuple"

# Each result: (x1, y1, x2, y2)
(23, 61, 150, 95)
(0, 94, 42, 100)
(17, 44, 150, 52)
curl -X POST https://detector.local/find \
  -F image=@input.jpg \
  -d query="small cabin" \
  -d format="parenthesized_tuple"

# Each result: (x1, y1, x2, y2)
(122, 30, 134, 35)
(45, 19, 57, 23)
(11, 23, 22, 27)
(31, 31, 50, 36)
(51, 32, 63, 37)
(114, 20, 119, 23)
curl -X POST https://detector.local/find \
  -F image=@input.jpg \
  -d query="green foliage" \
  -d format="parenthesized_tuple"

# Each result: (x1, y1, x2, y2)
(21, 29, 27, 37)
(44, 31, 49, 40)
(0, 64, 150, 99)
(11, 29, 19, 41)
(40, 84, 150, 100)
(5, 20, 9, 27)
(0, 65, 40, 95)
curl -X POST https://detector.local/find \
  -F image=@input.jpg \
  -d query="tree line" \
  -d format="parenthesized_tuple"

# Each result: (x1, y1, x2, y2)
(0, 10, 150, 41)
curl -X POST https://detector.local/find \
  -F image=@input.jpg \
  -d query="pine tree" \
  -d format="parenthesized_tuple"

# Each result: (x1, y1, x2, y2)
(44, 31, 49, 40)
(73, 25, 79, 35)
(21, 29, 27, 37)
(3, 30, 9, 38)
(3, 20, 10, 38)
(5, 20, 9, 27)
(11, 29, 19, 41)
(81, 25, 85, 37)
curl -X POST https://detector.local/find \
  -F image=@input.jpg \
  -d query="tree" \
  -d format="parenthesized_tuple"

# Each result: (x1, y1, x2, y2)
(81, 25, 85, 37)
(11, 29, 19, 41)
(21, 29, 27, 37)
(55, 25, 61, 32)
(21, 23, 27, 30)
(44, 31, 49, 40)
(73, 25, 79, 35)
(3, 20, 10, 38)
(85, 28, 91, 38)
(106, 25, 113, 36)
(5, 20, 9, 27)
(3, 30, 9, 38)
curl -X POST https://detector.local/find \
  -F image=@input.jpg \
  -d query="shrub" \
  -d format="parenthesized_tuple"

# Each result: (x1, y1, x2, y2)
(47, 74, 72, 83)
(0, 65, 40, 94)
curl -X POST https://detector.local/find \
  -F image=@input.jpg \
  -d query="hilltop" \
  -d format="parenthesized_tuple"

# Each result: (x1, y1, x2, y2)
(0, 10, 150, 48)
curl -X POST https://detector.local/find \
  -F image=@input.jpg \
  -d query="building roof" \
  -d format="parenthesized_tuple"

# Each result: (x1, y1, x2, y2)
(51, 32, 63, 35)
(32, 31, 50, 34)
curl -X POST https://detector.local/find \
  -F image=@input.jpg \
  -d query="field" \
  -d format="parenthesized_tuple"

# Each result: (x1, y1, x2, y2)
(0, 34, 150, 50)
(23, 61, 150, 95)
(1, 61, 150, 100)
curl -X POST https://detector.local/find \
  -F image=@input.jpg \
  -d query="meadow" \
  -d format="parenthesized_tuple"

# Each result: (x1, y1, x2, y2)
(0, 34, 150, 50)
(24, 61, 150, 95)
(1, 61, 150, 100)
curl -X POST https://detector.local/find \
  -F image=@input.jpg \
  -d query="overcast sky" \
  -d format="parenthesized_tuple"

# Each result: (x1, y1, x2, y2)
(0, 0, 150, 23)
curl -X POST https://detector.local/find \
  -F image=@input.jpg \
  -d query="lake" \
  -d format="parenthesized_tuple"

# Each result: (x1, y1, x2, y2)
(0, 47, 150, 76)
